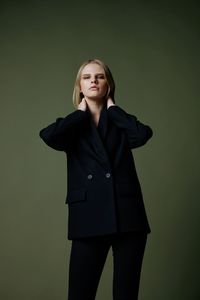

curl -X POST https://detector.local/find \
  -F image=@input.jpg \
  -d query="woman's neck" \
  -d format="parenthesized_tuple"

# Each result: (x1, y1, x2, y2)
(85, 98, 105, 126)
(85, 98, 105, 116)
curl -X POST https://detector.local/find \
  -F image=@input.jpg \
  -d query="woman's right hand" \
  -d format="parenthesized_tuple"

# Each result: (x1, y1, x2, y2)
(78, 98, 87, 111)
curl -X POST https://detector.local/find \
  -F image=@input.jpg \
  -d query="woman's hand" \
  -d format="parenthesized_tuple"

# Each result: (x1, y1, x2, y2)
(107, 97, 116, 109)
(78, 98, 87, 111)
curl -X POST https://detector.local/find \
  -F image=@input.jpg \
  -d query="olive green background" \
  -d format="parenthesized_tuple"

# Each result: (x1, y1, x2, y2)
(1, 0, 199, 299)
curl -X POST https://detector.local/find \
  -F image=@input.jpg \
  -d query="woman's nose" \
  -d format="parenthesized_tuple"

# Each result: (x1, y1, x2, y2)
(91, 77, 97, 83)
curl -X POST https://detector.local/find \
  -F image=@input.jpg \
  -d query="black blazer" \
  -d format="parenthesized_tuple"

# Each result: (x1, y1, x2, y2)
(39, 104, 153, 240)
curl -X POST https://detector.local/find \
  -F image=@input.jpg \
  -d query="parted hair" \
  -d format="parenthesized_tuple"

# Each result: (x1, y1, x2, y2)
(72, 59, 115, 109)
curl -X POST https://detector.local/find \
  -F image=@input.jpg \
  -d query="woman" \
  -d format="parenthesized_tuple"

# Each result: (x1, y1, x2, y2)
(39, 59, 153, 300)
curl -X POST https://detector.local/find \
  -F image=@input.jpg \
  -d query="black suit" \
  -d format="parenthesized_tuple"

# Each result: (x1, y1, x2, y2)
(39, 103, 153, 240)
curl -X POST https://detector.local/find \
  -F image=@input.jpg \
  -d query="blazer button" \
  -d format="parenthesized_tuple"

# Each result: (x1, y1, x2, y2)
(87, 174, 93, 180)
(105, 173, 111, 178)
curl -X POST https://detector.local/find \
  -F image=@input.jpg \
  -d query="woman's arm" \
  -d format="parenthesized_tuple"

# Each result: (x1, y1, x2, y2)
(39, 109, 89, 151)
(107, 105, 153, 149)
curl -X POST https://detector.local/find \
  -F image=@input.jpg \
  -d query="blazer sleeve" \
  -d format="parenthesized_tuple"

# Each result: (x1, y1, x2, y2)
(39, 109, 89, 151)
(107, 105, 153, 149)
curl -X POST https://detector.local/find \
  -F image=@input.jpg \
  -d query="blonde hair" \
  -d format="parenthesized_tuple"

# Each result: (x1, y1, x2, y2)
(72, 59, 115, 109)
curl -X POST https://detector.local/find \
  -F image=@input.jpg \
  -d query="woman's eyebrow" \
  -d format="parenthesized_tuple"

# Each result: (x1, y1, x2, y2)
(82, 73, 105, 76)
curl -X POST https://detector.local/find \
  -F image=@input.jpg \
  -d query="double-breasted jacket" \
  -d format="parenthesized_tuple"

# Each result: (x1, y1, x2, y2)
(39, 103, 153, 240)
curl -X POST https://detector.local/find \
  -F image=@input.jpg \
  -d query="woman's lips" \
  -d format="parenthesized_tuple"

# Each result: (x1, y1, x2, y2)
(90, 86, 98, 90)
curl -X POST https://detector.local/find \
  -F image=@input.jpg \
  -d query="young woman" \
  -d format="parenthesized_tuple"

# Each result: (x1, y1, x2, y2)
(39, 59, 153, 300)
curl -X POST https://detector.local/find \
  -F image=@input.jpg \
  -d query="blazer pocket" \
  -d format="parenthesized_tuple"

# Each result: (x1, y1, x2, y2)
(65, 189, 87, 204)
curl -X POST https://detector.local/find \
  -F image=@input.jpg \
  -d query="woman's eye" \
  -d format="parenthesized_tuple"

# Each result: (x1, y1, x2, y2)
(97, 75, 105, 79)
(82, 75, 105, 80)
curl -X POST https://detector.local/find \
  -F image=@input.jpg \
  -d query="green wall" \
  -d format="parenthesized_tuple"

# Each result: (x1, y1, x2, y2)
(1, 0, 199, 299)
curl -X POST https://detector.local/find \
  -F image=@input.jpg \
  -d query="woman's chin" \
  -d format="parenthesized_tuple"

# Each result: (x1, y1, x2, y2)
(85, 96, 106, 102)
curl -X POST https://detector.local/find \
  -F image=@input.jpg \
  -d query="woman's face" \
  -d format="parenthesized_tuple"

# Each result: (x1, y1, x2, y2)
(79, 63, 108, 101)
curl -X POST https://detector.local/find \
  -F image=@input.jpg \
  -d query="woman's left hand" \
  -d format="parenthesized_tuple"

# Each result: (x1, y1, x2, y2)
(107, 97, 116, 109)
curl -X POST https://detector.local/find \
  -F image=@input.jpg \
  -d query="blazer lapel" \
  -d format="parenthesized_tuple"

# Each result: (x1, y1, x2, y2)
(96, 104, 108, 140)
(85, 104, 111, 170)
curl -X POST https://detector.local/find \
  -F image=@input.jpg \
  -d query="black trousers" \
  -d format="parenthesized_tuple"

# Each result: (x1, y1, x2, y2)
(67, 231, 147, 300)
